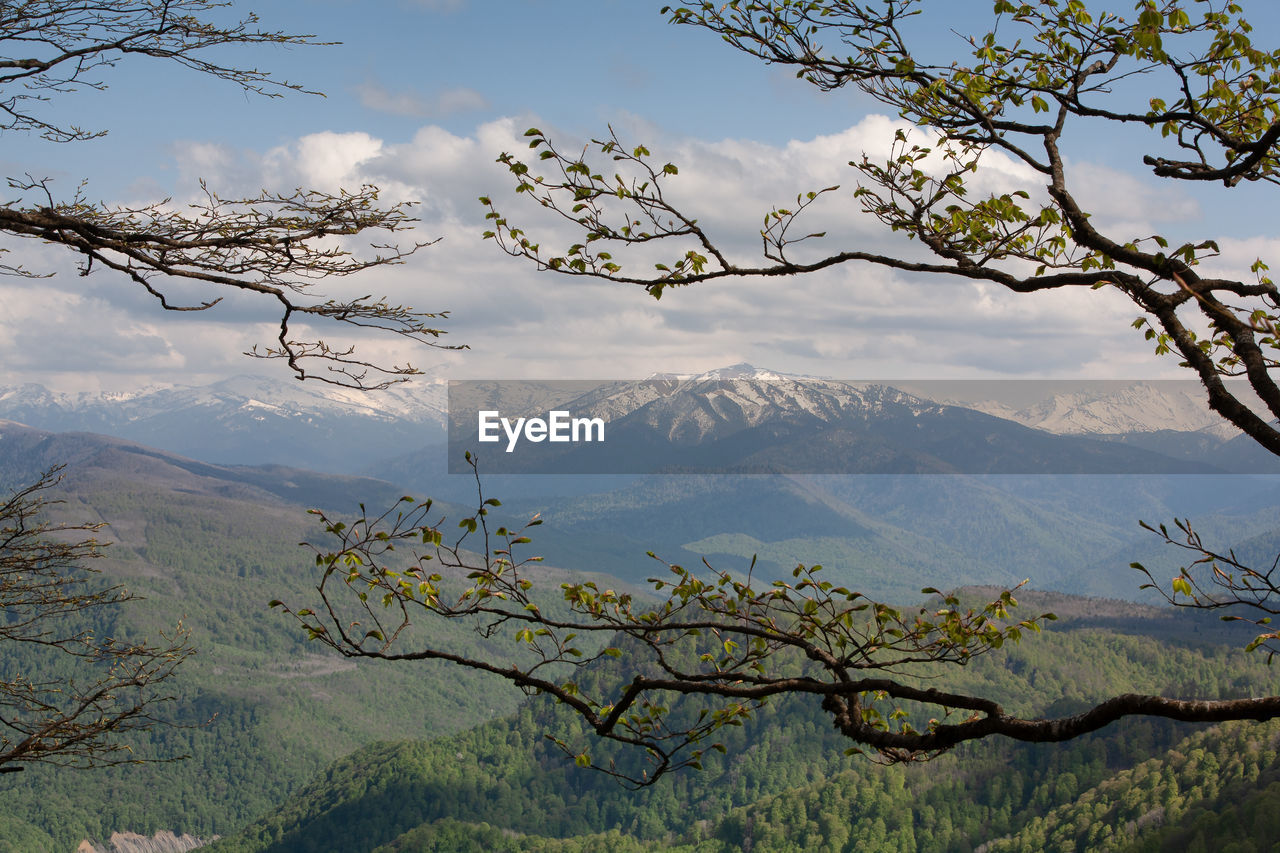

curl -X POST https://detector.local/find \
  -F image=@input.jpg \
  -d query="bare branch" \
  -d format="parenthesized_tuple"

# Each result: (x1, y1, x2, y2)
(0, 3, 463, 387)
(0, 467, 193, 773)
(0, 1, 328, 142)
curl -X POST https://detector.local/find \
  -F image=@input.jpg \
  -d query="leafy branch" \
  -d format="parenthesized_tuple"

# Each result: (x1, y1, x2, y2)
(482, 0, 1280, 449)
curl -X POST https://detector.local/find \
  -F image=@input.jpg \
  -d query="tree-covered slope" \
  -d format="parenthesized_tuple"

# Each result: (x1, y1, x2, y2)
(987, 720, 1280, 853)
(5, 422, 1279, 851)
(0, 424, 527, 850)
(206, 597, 1280, 853)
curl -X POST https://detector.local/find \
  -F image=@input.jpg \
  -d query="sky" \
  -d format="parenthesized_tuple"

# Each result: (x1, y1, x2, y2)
(2, 0, 1279, 394)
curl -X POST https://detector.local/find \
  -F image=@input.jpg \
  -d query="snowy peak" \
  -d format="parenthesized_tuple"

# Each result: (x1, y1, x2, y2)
(449, 373, 1255, 475)
(0, 376, 447, 473)
(181, 375, 447, 424)
(645, 363, 815, 382)
(0, 375, 447, 427)
(957, 382, 1239, 438)
(453, 372, 1250, 446)
(631, 379, 943, 443)
(554, 376, 945, 444)
(630, 372, 1242, 441)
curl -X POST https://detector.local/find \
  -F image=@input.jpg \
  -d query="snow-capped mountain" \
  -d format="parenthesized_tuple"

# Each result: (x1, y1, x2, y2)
(5, 367, 1267, 477)
(0, 375, 447, 424)
(635, 371, 1243, 441)
(454, 367, 933, 442)
(645, 362, 813, 382)
(0, 375, 447, 473)
(450, 371, 1224, 475)
(575, 377, 943, 444)
(952, 381, 1239, 438)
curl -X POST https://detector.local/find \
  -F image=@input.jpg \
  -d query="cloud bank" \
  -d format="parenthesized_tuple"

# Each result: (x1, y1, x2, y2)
(0, 115, 1218, 391)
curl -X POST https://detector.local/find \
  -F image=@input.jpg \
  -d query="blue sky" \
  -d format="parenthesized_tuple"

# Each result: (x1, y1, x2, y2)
(2, 0, 1278, 393)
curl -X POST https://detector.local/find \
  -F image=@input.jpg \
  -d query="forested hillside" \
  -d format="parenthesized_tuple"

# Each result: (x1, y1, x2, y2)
(0, 425, 527, 850)
(4, 422, 1280, 852)
(206, 599, 1279, 853)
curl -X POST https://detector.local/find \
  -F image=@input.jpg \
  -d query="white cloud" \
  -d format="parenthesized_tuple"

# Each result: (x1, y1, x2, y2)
(2, 115, 1203, 393)
(1065, 160, 1201, 239)
(0, 281, 188, 377)
(1214, 235, 1280, 280)
(264, 131, 384, 193)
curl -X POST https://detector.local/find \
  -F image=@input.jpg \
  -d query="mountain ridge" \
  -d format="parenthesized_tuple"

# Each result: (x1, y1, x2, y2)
(0, 375, 447, 473)
(450, 375, 1230, 475)
(4, 368, 1264, 478)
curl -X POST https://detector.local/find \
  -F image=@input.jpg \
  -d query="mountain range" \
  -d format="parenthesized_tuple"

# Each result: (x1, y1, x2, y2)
(0, 375, 447, 474)
(6, 367, 1276, 479)
(450, 375, 1246, 475)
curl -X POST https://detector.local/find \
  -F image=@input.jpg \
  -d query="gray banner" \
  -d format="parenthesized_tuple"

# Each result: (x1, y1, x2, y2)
(447, 378, 1270, 475)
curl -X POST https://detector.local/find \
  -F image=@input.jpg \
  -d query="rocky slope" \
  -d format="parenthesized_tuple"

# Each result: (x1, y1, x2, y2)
(76, 831, 212, 853)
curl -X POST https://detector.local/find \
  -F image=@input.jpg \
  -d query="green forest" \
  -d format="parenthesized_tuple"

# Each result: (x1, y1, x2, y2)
(205, 615, 1280, 853)
(3, 427, 1280, 852)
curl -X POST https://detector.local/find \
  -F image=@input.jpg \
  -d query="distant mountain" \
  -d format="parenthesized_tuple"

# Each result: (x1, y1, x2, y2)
(451, 374, 1225, 475)
(646, 362, 810, 381)
(958, 381, 1238, 437)
(0, 418, 414, 514)
(642, 370, 1244, 439)
(506, 468, 1280, 600)
(6, 368, 1276, 481)
(0, 375, 447, 473)
(955, 379, 1280, 474)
